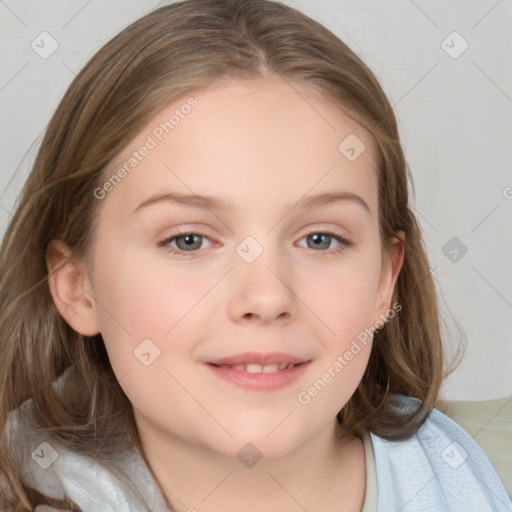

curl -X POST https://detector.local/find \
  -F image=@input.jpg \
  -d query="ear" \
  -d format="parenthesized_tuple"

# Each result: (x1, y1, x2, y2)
(373, 231, 405, 325)
(45, 240, 100, 336)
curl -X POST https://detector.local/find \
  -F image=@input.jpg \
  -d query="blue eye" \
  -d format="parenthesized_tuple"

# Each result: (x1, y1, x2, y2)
(158, 230, 351, 257)
(158, 231, 214, 256)
(297, 231, 351, 254)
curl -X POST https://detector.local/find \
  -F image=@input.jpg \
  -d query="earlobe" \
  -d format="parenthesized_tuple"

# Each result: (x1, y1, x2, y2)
(373, 232, 405, 323)
(45, 240, 101, 336)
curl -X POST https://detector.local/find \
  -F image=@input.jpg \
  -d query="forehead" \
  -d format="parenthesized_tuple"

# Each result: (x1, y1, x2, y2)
(98, 76, 378, 219)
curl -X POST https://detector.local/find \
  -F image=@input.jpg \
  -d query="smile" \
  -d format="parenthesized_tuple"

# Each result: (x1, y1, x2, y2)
(214, 363, 296, 373)
(204, 352, 312, 391)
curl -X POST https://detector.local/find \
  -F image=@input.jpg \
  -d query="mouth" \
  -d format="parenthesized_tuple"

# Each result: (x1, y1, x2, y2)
(211, 362, 299, 373)
(204, 352, 312, 390)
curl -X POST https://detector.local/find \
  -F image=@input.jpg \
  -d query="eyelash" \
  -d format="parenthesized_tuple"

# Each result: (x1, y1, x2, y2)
(157, 229, 352, 258)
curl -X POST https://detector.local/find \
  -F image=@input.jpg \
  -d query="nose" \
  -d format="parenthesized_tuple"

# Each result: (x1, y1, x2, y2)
(226, 245, 296, 325)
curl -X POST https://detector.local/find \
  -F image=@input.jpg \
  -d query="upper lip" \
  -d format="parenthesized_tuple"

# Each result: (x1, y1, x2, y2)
(206, 352, 310, 366)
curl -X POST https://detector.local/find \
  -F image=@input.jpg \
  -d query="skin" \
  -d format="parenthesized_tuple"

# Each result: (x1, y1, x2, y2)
(47, 76, 404, 512)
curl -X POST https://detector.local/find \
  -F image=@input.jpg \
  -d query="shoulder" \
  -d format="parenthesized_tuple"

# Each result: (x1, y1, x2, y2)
(369, 395, 512, 512)
(2, 395, 169, 512)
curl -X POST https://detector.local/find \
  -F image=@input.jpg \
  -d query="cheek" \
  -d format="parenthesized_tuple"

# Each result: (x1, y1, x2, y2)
(93, 244, 215, 335)
(295, 260, 379, 416)
(90, 246, 219, 385)
(301, 250, 382, 341)
(90, 248, 211, 431)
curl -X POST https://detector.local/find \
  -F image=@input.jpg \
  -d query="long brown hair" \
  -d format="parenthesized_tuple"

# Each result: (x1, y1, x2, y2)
(0, 0, 463, 509)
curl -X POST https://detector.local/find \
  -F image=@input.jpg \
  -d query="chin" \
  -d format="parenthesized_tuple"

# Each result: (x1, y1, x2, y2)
(202, 414, 308, 463)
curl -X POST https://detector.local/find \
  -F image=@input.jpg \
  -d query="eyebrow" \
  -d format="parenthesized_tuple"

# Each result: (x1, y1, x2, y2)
(132, 190, 371, 215)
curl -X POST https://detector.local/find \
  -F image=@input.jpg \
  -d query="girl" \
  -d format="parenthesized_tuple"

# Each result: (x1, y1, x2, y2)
(0, 0, 510, 511)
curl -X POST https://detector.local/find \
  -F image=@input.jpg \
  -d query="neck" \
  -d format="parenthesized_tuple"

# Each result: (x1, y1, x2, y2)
(136, 416, 366, 512)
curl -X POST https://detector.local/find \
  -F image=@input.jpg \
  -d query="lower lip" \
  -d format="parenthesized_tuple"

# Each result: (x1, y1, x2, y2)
(204, 362, 311, 391)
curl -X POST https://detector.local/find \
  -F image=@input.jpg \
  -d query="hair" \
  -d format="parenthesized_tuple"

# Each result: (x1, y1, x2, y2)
(0, 0, 464, 509)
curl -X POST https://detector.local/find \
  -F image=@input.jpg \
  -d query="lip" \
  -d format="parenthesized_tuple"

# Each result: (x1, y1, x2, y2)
(204, 352, 312, 391)
(207, 351, 309, 366)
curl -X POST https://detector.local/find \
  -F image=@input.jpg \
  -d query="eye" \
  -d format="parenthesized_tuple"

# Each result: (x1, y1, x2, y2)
(157, 229, 351, 257)
(157, 231, 214, 256)
(296, 230, 351, 254)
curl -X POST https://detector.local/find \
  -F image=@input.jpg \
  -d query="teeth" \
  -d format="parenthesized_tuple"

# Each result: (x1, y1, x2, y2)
(246, 364, 263, 374)
(218, 363, 295, 373)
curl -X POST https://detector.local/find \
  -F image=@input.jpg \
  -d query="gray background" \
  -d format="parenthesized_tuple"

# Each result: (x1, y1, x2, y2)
(1, 0, 511, 401)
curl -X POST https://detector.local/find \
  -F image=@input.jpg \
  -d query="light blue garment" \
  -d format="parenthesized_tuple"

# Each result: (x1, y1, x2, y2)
(371, 395, 512, 511)
(1, 397, 170, 512)
(2, 394, 511, 511)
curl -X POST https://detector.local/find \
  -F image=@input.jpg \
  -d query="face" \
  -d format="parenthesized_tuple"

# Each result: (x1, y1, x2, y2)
(65, 77, 401, 461)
